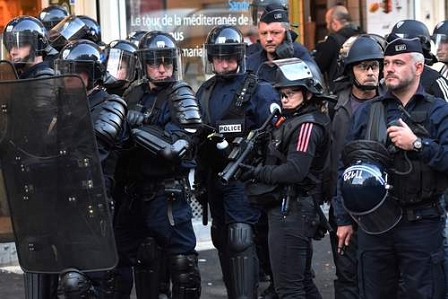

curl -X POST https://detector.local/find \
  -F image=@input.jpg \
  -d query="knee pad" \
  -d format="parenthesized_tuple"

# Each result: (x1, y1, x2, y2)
(228, 222, 254, 253)
(169, 254, 201, 299)
(137, 236, 161, 266)
(60, 268, 92, 299)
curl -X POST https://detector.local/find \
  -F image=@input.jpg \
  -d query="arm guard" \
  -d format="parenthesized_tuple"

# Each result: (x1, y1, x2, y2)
(93, 94, 127, 147)
(167, 81, 203, 129)
(131, 125, 190, 160)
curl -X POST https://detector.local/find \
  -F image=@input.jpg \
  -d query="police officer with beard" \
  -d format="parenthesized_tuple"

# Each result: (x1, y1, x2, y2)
(335, 37, 448, 299)
(195, 25, 280, 299)
(113, 31, 202, 299)
(239, 57, 330, 298)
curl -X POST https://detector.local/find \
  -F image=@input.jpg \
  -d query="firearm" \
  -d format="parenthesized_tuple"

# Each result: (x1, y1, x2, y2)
(219, 103, 281, 184)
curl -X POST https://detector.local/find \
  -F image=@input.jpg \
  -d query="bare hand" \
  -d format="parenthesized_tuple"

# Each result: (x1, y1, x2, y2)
(336, 225, 354, 255)
(386, 118, 417, 151)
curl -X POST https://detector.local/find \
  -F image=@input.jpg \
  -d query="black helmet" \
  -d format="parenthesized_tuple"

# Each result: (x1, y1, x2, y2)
(344, 36, 384, 67)
(203, 25, 246, 76)
(137, 31, 182, 83)
(126, 30, 148, 46)
(269, 57, 325, 95)
(77, 15, 102, 45)
(433, 21, 448, 63)
(54, 39, 104, 89)
(103, 39, 138, 88)
(341, 160, 402, 234)
(389, 19, 435, 64)
(48, 15, 89, 50)
(3, 16, 48, 65)
(250, 0, 288, 25)
(38, 5, 69, 30)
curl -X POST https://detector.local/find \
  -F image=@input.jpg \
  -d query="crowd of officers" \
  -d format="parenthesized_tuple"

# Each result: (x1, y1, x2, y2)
(3, 0, 448, 298)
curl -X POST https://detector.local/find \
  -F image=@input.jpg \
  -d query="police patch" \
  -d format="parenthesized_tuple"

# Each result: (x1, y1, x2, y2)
(218, 124, 242, 133)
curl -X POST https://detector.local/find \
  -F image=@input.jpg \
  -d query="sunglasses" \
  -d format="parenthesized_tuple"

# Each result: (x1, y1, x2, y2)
(354, 61, 380, 71)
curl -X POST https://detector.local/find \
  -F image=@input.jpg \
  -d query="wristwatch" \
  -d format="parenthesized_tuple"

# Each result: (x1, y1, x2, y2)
(412, 138, 422, 151)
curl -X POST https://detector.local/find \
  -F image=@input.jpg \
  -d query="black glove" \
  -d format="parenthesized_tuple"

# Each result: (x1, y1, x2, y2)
(275, 30, 295, 59)
(127, 110, 147, 127)
(239, 163, 263, 182)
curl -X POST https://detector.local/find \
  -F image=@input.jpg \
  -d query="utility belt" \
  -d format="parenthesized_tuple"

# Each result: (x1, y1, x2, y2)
(401, 197, 444, 221)
(126, 177, 189, 202)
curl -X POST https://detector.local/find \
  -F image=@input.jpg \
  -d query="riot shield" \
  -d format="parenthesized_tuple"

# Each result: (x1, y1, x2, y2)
(0, 75, 118, 273)
(0, 60, 18, 242)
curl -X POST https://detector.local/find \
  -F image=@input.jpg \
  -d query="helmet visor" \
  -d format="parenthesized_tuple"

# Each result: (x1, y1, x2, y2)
(105, 48, 136, 82)
(137, 48, 182, 82)
(3, 32, 38, 64)
(433, 34, 448, 63)
(49, 17, 87, 49)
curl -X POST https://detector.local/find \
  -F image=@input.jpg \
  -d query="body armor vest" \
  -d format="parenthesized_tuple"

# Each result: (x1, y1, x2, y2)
(368, 97, 448, 206)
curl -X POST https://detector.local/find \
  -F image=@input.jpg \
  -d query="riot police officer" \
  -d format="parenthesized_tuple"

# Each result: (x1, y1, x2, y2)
(38, 4, 70, 30)
(102, 39, 138, 96)
(195, 25, 280, 298)
(335, 37, 448, 299)
(326, 35, 385, 299)
(2, 15, 53, 78)
(432, 21, 448, 79)
(53, 39, 128, 298)
(113, 31, 202, 299)
(240, 57, 330, 299)
(3, 15, 59, 299)
(388, 19, 448, 100)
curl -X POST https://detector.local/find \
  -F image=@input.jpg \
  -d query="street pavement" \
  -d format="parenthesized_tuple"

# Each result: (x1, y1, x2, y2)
(0, 223, 336, 298)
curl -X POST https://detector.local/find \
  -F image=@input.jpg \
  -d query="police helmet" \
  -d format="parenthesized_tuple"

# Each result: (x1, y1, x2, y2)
(77, 15, 102, 45)
(341, 160, 402, 234)
(344, 36, 384, 67)
(269, 57, 325, 95)
(126, 30, 148, 46)
(3, 16, 48, 65)
(49, 15, 89, 50)
(250, 0, 288, 25)
(103, 39, 138, 88)
(137, 31, 182, 83)
(54, 39, 104, 89)
(432, 21, 448, 63)
(389, 19, 435, 63)
(203, 25, 246, 76)
(38, 5, 69, 30)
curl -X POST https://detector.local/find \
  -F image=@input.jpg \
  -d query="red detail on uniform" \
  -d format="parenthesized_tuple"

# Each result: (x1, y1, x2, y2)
(275, 116, 286, 128)
(296, 123, 313, 152)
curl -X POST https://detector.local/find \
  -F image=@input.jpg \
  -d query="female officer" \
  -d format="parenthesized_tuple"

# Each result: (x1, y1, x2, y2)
(241, 57, 331, 298)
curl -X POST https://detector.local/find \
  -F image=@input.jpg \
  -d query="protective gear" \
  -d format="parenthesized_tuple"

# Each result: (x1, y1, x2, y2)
(134, 237, 162, 299)
(166, 81, 203, 128)
(103, 39, 138, 89)
(203, 25, 246, 76)
(250, 0, 288, 25)
(239, 163, 263, 182)
(90, 94, 127, 147)
(0, 60, 18, 80)
(132, 125, 190, 160)
(0, 76, 117, 273)
(341, 159, 402, 235)
(389, 19, 437, 64)
(343, 36, 384, 90)
(38, 5, 69, 30)
(54, 39, 105, 90)
(275, 30, 294, 59)
(126, 30, 148, 46)
(432, 21, 448, 63)
(60, 269, 93, 298)
(227, 222, 258, 299)
(265, 57, 325, 95)
(48, 15, 88, 50)
(127, 109, 147, 127)
(137, 31, 182, 83)
(169, 254, 201, 299)
(3, 16, 48, 67)
(77, 15, 102, 45)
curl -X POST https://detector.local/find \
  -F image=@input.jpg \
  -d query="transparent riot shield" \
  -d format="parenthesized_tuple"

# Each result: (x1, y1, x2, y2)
(0, 75, 117, 273)
(0, 60, 18, 242)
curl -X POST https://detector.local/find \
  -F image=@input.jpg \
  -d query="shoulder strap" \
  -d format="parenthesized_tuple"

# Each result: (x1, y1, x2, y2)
(365, 100, 388, 143)
(197, 77, 216, 124)
(223, 72, 258, 119)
